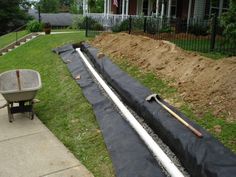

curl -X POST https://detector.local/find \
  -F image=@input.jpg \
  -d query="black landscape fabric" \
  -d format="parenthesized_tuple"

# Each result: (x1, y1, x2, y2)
(53, 45, 166, 177)
(80, 43, 236, 177)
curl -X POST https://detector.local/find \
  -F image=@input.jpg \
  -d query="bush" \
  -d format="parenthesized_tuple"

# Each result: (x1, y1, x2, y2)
(188, 23, 208, 36)
(220, 0, 236, 46)
(111, 24, 121, 32)
(146, 18, 159, 34)
(26, 20, 43, 32)
(71, 16, 83, 29)
(78, 17, 104, 31)
(111, 17, 144, 32)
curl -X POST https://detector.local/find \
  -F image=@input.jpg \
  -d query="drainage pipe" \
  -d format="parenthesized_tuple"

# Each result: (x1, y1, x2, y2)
(77, 48, 185, 177)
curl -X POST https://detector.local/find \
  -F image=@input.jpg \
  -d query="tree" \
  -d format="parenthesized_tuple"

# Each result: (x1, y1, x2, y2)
(0, 0, 29, 35)
(220, 0, 236, 46)
(88, 0, 104, 13)
(39, 0, 60, 13)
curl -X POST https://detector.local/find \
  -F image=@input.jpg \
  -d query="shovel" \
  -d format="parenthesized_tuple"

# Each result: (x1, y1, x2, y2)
(146, 94, 203, 138)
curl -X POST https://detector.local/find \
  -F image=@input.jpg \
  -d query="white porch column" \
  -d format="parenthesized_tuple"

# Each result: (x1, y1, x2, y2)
(107, 0, 110, 18)
(187, 0, 192, 22)
(122, 0, 125, 20)
(83, 0, 85, 15)
(104, 0, 107, 16)
(167, 0, 171, 18)
(126, 0, 129, 16)
(161, 0, 164, 18)
(156, 0, 159, 17)
(219, 0, 224, 16)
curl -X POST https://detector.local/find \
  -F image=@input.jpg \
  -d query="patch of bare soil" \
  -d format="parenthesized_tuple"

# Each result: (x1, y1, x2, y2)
(91, 33, 236, 121)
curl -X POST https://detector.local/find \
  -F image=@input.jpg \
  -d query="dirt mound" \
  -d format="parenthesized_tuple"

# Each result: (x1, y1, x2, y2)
(91, 33, 236, 121)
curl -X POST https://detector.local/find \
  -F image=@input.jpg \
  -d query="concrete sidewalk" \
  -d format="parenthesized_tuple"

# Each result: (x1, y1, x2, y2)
(0, 94, 94, 177)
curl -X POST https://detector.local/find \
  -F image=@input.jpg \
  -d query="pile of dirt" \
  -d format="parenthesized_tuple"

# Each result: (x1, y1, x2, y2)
(91, 33, 236, 121)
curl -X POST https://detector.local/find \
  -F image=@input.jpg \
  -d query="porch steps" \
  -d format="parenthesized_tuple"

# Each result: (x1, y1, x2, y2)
(0, 33, 39, 56)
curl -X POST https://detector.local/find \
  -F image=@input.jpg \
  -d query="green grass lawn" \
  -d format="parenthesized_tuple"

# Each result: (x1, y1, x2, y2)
(0, 30, 29, 49)
(0, 33, 115, 177)
(112, 58, 236, 153)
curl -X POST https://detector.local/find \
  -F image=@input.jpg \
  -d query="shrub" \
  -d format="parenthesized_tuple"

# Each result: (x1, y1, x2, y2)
(26, 20, 43, 32)
(220, 0, 236, 46)
(146, 18, 159, 34)
(111, 24, 121, 32)
(78, 17, 104, 31)
(188, 23, 208, 36)
(111, 17, 144, 32)
(71, 16, 83, 29)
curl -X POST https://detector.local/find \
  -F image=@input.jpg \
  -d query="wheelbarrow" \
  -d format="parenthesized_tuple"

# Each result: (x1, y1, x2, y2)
(0, 69, 42, 122)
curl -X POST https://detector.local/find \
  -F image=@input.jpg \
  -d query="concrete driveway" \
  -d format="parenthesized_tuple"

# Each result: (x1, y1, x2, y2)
(0, 94, 94, 177)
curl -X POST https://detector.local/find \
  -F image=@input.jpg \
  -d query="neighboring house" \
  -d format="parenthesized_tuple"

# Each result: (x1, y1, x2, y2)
(86, 0, 229, 21)
(29, 9, 73, 27)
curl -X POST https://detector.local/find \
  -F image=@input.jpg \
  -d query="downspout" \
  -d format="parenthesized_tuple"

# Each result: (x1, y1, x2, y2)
(77, 48, 185, 177)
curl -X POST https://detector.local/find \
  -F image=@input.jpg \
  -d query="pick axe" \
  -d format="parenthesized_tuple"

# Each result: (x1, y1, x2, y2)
(146, 94, 203, 138)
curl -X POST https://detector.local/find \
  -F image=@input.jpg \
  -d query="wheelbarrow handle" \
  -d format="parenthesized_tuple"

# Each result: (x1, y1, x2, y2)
(16, 70, 21, 91)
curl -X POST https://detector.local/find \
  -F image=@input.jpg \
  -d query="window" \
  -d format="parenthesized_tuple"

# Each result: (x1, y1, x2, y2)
(171, 0, 177, 18)
(143, 0, 148, 15)
(210, 0, 229, 16)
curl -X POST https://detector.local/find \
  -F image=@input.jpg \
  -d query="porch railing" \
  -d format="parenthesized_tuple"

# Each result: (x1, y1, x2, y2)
(86, 13, 149, 28)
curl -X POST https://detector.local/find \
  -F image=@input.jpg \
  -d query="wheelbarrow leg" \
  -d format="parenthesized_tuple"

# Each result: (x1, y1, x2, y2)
(7, 103, 14, 123)
(30, 101, 34, 120)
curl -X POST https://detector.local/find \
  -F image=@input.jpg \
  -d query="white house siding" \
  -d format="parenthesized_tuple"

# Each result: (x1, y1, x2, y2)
(193, 0, 206, 19)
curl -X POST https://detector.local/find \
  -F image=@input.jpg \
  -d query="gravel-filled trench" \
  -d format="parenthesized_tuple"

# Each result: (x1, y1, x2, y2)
(83, 52, 190, 177)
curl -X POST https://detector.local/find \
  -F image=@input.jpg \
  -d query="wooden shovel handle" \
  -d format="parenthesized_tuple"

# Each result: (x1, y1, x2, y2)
(16, 70, 21, 91)
(155, 97, 203, 138)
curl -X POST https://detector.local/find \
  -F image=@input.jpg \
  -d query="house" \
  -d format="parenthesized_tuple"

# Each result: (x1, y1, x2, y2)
(84, 0, 230, 21)
(29, 9, 73, 27)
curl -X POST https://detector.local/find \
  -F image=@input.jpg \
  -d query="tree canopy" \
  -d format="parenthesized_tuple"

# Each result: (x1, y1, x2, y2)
(38, 0, 79, 13)
(0, 0, 30, 35)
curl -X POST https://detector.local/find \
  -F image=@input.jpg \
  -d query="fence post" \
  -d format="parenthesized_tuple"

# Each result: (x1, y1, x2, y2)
(38, 6, 41, 23)
(129, 15, 132, 34)
(144, 17, 147, 33)
(85, 16, 88, 37)
(15, 32, 18, 45)
(210, 14, 217, 51)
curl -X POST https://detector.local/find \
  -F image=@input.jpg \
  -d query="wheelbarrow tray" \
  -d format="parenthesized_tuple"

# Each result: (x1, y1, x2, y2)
(0, 69, 42, 102)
